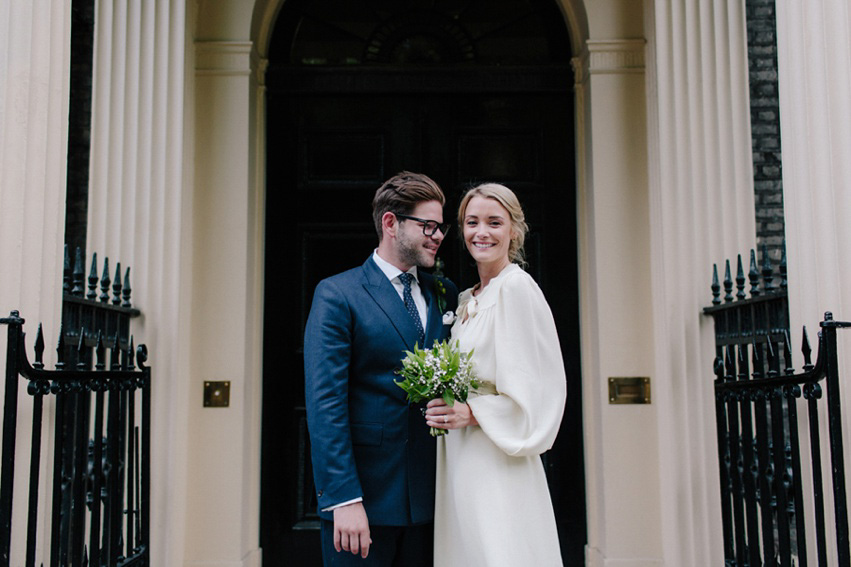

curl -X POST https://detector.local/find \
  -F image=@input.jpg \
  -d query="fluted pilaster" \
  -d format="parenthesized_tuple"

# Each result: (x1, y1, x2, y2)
(86, 2, 188, 565)
(777, 1, 851, 353)
(0, 1, 69, 342)
(647, 0, 754, 564)
(0, 3, 70, 564)
(777, 5, 851, 563)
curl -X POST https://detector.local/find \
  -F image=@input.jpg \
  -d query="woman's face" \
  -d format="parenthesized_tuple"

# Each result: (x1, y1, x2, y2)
(462, 195, 514, 268)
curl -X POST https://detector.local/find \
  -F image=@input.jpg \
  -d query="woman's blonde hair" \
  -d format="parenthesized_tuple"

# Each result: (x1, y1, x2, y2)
(457, 183, 529, 265)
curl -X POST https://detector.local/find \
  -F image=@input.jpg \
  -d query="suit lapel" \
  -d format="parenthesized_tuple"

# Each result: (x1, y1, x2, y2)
(420, 272, 445, 346)
(361, 258, 420, 349)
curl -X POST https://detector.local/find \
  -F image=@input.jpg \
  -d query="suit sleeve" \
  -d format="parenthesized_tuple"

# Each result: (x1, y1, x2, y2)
(466, 273, 567, 457)
(304, 278, 363, 509)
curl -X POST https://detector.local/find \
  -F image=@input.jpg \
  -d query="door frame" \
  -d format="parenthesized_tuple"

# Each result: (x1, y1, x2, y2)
(249, 0, 594, 564)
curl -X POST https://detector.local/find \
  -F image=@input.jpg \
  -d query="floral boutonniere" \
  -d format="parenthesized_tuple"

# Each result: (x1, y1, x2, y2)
(434, 277, 456, 325)
(434, 278, 447, 313)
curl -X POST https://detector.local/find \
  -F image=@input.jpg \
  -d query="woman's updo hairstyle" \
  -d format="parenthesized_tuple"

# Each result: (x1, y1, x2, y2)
(457, 183, 529, 266)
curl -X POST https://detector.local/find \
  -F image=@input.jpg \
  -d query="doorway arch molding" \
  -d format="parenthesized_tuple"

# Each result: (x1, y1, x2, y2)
(251, 0, 589, 63)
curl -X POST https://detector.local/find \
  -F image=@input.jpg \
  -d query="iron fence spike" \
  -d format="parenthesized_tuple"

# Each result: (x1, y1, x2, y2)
(712, 264, 721, 305)
(87, 253, 99, 300)
(748, 249, 761, 297)
(736, 254, 746, 300)
(56, 323, 66, 370)
(122, 267, 132, 308)
(72, 246, 85, 296)
(34, 324, 45, 370)
(64, 244, 71, 293)
(100, 257, 111, 303)
(783, 330, 794, 374)
(723, 259, 734, 303)
(113, 262, 122, 305)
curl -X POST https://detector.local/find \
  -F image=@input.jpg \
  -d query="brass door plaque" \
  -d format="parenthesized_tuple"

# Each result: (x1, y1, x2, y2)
(608, 377, 651, 404)
(204, 381, 231, 407)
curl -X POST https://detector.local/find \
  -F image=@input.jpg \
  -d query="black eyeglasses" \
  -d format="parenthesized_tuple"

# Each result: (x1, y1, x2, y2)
(395, 214, 451, 237)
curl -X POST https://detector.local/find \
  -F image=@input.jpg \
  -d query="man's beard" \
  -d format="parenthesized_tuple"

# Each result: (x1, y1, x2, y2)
(397, 229, 435, 268)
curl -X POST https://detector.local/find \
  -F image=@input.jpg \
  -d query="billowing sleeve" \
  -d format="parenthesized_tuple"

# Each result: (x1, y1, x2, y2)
(467, 272, 567, 457)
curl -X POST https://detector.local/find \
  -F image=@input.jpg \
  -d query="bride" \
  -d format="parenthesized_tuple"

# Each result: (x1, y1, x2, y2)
(425, 182, 567, 566)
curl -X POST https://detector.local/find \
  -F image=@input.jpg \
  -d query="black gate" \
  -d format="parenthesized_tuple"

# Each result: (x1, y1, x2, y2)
(704, 248, 850, 566)
(0, 250, 150, 567)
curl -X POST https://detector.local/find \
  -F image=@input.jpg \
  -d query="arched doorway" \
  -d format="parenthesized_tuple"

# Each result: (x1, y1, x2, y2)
(260, 0, 585, 563)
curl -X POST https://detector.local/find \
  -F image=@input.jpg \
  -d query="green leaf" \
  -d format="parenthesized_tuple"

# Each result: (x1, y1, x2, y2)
(442, 388, 455, 407)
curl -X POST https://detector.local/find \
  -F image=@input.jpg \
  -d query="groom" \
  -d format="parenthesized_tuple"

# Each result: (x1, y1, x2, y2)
(304, 172, 458, 565)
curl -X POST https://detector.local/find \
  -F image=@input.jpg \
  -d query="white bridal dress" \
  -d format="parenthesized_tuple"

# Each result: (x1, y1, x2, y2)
(434, 263, 567, 566)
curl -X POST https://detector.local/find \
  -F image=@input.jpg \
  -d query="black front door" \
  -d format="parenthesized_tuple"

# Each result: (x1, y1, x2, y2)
(261, 2, 583, 564)
(261, 73, 584, 565)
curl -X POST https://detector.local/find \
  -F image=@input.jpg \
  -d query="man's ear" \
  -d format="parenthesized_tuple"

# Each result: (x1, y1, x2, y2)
(381, 211, 397, 238)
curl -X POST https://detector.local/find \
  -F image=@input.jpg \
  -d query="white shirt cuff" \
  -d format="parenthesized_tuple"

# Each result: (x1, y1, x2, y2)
(321, 497, 363, 512)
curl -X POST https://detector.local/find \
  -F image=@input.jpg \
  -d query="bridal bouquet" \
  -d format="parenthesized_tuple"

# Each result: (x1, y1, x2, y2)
(395, 340, 478, 437)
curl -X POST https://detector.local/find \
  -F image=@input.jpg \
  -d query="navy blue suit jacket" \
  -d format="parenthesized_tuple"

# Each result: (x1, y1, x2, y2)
(304, 256, 458, 526)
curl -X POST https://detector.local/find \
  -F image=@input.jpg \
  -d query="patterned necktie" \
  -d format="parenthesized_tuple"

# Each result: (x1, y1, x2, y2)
(398, 272, 425, 347)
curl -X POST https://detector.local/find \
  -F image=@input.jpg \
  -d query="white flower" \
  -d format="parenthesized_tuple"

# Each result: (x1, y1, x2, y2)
(442, 310, 456, 325)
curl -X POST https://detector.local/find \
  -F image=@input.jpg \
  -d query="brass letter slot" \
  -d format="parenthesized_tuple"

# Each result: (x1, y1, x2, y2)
(608, 377, 651, 404)
(204, 381, 231, 407)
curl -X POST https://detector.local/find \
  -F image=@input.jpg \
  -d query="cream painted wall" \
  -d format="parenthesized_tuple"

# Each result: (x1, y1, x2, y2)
(587, 0, 644, 39)
(187, 39, 263, 567)
(577, 1, 664, 559)
(188, 3, 264, 567)
(583, 65, 663, 565)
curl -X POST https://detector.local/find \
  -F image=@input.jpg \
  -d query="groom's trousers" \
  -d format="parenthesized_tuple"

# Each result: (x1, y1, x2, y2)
(319, 519, 433, 566)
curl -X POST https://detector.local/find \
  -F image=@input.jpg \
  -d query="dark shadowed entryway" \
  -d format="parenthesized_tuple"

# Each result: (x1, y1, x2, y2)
(261, 1, 585, 564)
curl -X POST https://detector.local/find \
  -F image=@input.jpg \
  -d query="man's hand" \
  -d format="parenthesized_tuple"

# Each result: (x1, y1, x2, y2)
(333, 502, 371, 558)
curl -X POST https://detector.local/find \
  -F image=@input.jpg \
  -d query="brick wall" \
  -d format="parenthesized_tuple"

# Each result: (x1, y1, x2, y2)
(746, 0, 785, 264)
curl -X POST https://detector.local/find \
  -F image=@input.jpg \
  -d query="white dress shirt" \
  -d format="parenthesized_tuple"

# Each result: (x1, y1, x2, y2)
(371, 250, 428, 331)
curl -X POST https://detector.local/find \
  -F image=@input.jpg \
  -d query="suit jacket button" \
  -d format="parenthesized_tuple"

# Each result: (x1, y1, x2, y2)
(317, 490, 323, 497)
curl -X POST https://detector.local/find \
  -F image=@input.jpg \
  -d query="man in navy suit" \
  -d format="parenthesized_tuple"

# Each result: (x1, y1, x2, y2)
(304, 172, 458, 566)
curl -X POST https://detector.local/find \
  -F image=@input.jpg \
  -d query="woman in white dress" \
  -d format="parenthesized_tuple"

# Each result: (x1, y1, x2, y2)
(424, 183, 567, 566)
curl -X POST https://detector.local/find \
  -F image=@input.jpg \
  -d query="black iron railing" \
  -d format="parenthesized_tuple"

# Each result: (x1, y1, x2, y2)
(0, 248, 150, 567)
(705, 247, 850, 566)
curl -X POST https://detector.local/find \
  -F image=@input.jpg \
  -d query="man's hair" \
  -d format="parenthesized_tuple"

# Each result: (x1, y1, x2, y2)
(372, 172, 445, 239)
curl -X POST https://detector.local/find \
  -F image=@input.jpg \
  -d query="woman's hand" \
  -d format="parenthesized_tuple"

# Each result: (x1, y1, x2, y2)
(425, 398, 478, 430)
